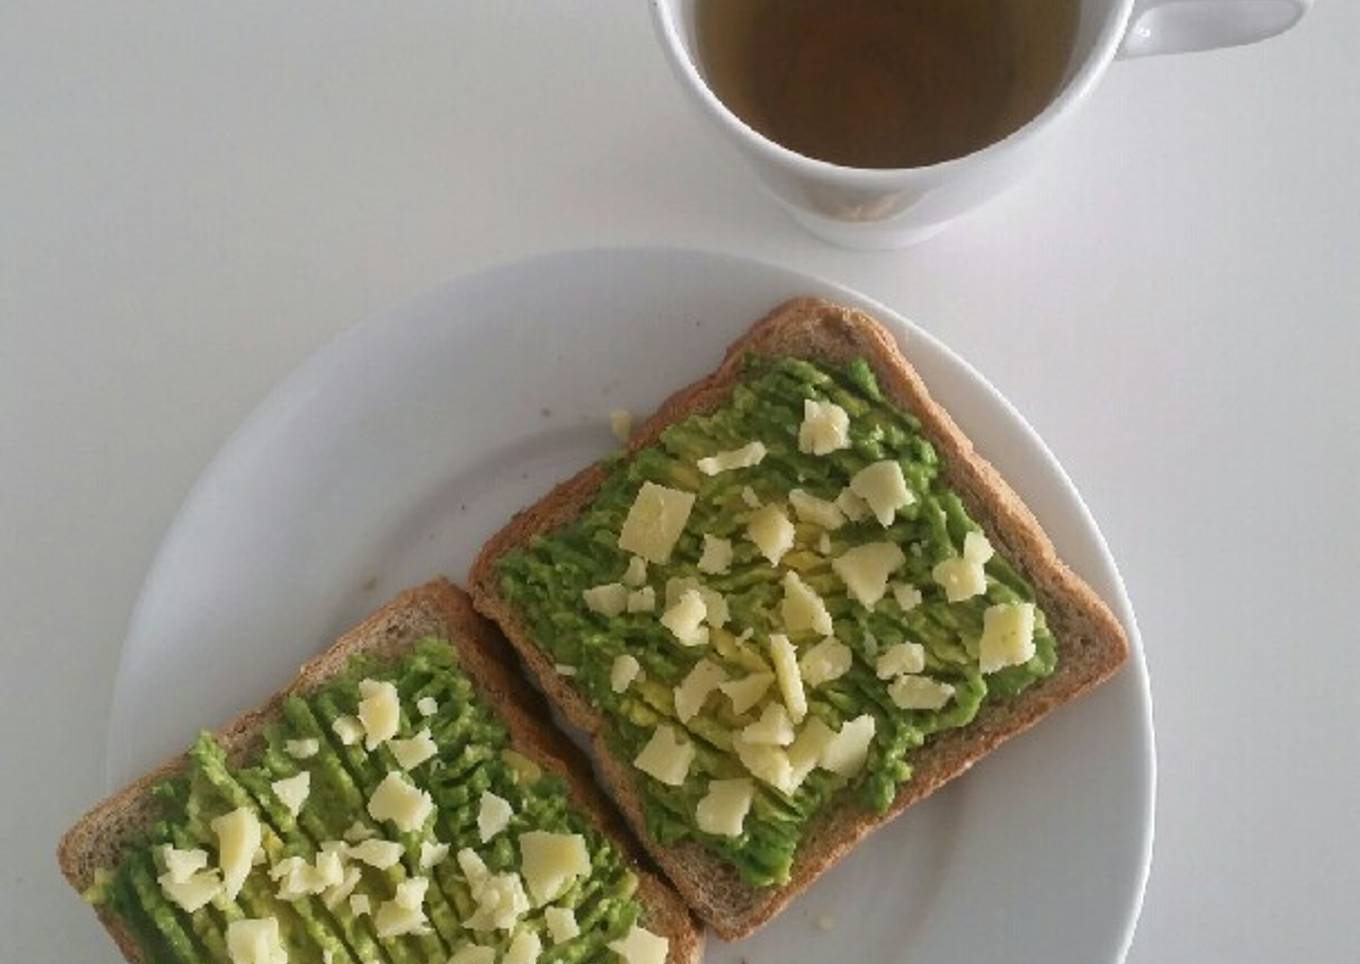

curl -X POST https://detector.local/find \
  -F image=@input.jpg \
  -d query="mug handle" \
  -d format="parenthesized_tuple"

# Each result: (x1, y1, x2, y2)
(1118, 0, 1312, 58)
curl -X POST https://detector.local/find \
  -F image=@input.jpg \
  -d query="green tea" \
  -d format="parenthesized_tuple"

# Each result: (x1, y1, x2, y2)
(696, 0, 1079, 168)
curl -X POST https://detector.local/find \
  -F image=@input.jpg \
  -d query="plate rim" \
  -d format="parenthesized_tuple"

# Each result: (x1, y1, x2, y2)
(103, 244, 1155, 961)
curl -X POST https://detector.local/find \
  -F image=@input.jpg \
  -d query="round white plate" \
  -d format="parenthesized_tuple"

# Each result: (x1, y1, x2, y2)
(107, 247, 1153, 964)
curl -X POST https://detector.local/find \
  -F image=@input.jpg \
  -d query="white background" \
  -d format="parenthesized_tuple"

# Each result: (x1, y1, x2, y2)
(2, 2, 1356, 961)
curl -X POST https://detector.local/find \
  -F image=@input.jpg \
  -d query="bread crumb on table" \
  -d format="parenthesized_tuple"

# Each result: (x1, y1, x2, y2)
(610, 409, 633, 443)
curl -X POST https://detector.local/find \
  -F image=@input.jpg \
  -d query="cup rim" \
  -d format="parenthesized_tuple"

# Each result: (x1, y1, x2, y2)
(649, 0, 1136, 181)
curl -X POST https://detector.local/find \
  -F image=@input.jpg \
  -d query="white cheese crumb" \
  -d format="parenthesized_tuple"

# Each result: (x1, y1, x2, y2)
(719, 671, 775, 715)
(226, 918, 287, 964)
(788, 488, 846, 530)
(888, 675, 956, 710)
(633, 725, 694, 786)
(891, 581, 923, 612)
(395, 877, 429, 912)
(331, 715, 364, 746)
(741, 702, 796, 746)
(673, 659, 728, 724)
(798, 399, 851, 455)
(665, 576, 729, 628)
(932, 560, 984, 602)
(284, 738, 319, 760)
(849, 460, 915, 527)
(373, 876, 431, 939)
(159, 845, 208, 885)
(504, 929, 542, 964)
(617, 482, 695, 564)
(478, 790, 514, 842)
(456, 847, 489, 890)
(582, 582, 628, 617)
(418, 840, 450, 870)
(357, 678, 400, 750)
(416, 695, 439, 717)
(747, 504, 795, 565)
(465, 871, 530, 932)
(819, 714, 876, 777)
(835, 487, 872, 523)
(731, 735, 796, 795)
(781, 570, 834, 637)
(610, 654, 642, 693)
(978, 601, 1036, 673)
(158, 869, 222, 914)
(608, 924, 670, 964)
(211, 807, 260, 902)
(768, 633, 807, 723)
(931, 531, 995, 602)
(876, 642, 926, 679)
(622, 555, 648, 587)
(518, 831, 591, 905)
(660, 588, 709, 647)
(799, 637, 852, 687)
(832, 542, 906, 608)
(787, 717, 835, 788)
(367, 771, 434, 834)
(697, 440, 767, 476)
(695, 778, 755, 837)
(270, 771, 310, 817)
(963, 530, 995, 563)
(270, 851, 344, 902)
(388, 728, 438, 770)
(626, 586, 656, 613)
(697, 534, 733, 575)
(544, 906, 580, 944)
(346, 839, 403, 870)
(322, 865, 362, 910)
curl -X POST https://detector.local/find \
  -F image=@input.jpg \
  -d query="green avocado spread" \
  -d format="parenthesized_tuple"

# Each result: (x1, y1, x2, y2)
(498, 356, 1057, 889)
(87, 640, 657, 964)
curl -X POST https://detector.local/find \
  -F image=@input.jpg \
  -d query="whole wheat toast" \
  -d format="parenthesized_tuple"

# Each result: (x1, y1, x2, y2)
(469, 297, 1131, 940)
(57, 578, 703, 963)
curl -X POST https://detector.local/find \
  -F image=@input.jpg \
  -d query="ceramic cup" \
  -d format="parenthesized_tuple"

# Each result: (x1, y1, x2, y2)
(651, 0, 1312, 249)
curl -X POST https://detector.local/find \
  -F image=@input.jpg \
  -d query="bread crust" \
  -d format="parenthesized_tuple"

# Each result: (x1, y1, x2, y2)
(56, 579, 703, 963)
(469, 297, 1131, 939)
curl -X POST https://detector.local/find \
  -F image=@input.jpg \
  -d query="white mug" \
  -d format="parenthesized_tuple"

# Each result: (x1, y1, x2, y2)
(651, 0, 1312, 249)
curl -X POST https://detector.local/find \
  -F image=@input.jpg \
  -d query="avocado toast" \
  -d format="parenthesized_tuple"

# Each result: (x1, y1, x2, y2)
(470, 298, 1130, 939)
(58, 579, 702, 964)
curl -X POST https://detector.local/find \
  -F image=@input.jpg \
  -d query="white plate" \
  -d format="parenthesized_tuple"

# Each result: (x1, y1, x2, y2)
(106, 247, 1153, 964)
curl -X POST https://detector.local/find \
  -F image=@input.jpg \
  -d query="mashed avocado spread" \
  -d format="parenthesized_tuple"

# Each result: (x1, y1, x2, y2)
(498, 357, 1057, 889)
(86, 640, 661, 964)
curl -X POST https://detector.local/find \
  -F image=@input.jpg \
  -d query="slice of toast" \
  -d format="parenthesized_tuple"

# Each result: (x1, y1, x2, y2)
(57, 578, 704, 963)
(469, 297, 1131, 940)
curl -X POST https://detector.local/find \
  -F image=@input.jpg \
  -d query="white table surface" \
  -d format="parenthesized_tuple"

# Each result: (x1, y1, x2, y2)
(3, 2, 1357, 961)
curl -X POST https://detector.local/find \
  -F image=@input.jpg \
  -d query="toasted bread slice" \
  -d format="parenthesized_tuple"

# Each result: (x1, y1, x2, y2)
(57, 578, 703, 963)
(469, 297, 1131, 939)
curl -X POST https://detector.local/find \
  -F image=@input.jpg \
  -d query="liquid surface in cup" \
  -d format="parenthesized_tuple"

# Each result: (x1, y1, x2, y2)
(696, 0, 1079, 169)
